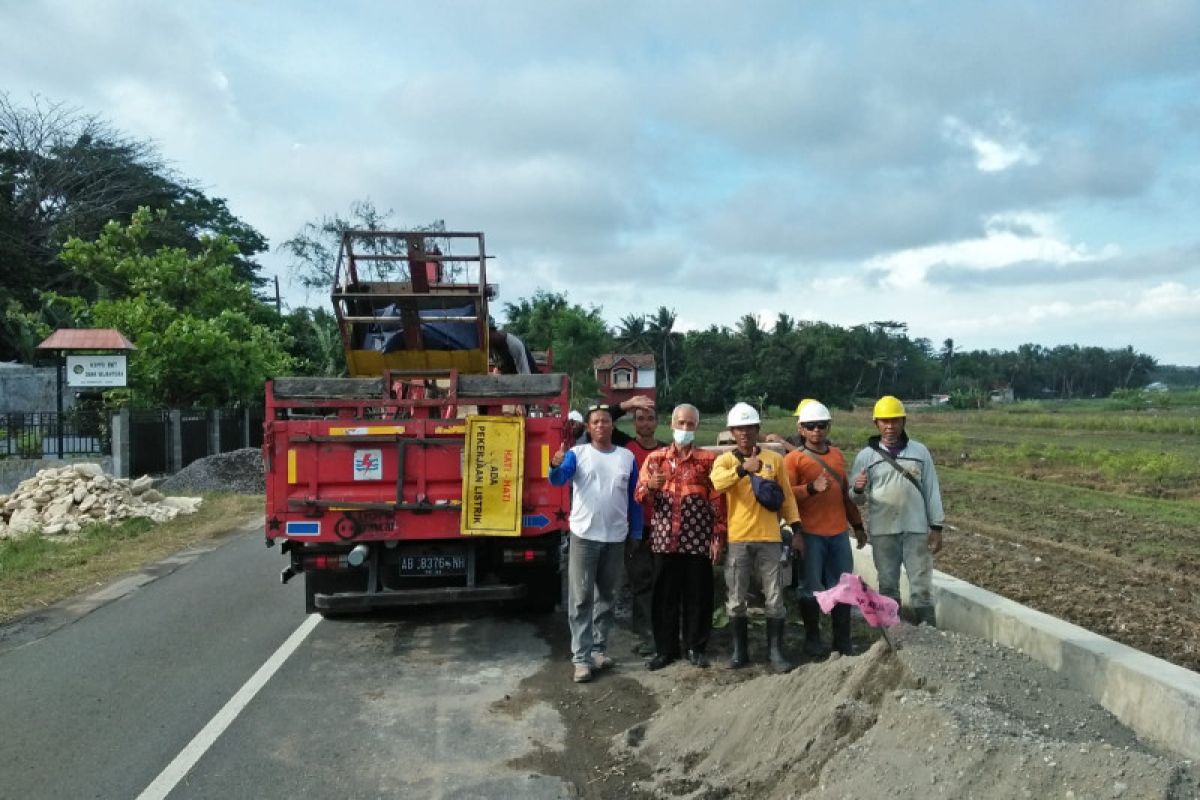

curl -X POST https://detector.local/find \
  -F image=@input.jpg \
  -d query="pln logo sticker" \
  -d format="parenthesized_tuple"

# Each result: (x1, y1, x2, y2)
(354, 449, 383, 481)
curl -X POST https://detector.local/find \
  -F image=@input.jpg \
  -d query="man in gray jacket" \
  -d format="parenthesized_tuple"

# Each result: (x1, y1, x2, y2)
(850, 395, 944, 627)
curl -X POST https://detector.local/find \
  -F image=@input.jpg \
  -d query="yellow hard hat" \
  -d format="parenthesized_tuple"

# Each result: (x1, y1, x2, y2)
(873, 395, 906, 419)
(791, 398, 815, 417)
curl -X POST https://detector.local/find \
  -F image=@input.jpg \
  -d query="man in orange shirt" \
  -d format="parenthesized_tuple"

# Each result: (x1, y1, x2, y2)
(783, 401, 866, 657)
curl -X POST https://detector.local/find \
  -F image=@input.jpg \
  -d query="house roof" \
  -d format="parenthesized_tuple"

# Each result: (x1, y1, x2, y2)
(36, 329, 137, 351)
(592, 352, 655, 370)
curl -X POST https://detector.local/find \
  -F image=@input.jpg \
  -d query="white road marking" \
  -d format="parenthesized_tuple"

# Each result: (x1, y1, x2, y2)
(135, 613, 322, 800)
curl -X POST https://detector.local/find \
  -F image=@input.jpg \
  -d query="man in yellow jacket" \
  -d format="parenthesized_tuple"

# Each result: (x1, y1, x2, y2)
(711, 402, 804, 672)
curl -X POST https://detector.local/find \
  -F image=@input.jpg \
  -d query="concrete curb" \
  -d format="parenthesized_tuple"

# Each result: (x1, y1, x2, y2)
(852, 545, 1200, 762)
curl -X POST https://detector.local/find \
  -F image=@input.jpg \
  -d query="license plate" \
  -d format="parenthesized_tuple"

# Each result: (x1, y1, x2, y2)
(399, 554, 467, 577)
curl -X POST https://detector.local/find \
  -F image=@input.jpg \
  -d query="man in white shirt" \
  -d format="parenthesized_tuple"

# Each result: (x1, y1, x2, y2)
(550, 404, 643, 684)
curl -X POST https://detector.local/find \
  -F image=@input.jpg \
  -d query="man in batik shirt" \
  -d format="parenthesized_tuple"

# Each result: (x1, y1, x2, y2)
(635, 403, 725, 669)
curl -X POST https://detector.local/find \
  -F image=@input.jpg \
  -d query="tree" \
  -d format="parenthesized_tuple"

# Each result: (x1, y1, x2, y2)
(646, 306, 680, 395)
(615, 313, 650, 351)
(279, 199, 445, 292)
(503, 290, 612, 404)
(0, 93, 268, 360)
(282, 307, 345, 377)
(941, 338, 955, 380)
(51, 208, 293, 406)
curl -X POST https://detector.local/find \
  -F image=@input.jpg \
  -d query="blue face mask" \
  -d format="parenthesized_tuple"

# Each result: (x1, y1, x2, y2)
(672, 429, 695, 446)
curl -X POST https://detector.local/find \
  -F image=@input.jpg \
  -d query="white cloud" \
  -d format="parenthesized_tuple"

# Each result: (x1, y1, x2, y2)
(942, 114, 1040, 172)
(1, 1, 1198, 364)
(948, 281, 1200, 332)
(866, 212, 1108, 289)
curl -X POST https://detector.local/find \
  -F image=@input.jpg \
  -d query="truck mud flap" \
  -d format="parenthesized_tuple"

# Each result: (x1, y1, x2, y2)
(314, 583, 527, 610)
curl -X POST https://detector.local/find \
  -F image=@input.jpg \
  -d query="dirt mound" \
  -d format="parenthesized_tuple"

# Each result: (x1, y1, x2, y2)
(619, 625, 1199, 799)
(158, 448, 265, 495)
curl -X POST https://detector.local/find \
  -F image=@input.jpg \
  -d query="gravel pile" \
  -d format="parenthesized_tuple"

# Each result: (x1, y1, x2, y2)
(619, 624, 1199, 799)
(158, 448, 265, 495)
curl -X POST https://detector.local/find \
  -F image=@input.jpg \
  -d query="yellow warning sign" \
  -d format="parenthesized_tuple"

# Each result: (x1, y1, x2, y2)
(461, 416, 524, 536)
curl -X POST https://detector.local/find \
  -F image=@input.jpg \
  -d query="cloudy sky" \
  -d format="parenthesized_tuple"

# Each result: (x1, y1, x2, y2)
(3, 1, 1198, 364)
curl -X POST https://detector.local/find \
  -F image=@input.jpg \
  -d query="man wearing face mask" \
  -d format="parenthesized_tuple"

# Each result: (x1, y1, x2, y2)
(635, 403, 726, 669)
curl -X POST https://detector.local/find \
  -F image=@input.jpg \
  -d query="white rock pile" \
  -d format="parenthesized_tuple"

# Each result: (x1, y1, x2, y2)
(0, 463, 203, 539)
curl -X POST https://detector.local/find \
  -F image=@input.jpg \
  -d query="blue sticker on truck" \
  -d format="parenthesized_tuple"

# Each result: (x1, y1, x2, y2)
(286, 521, 320, 537)
(521, 514, 550, 529)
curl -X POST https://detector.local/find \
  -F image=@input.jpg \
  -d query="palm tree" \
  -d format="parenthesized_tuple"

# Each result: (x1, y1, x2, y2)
(615, 313, 650, 351)
(647, 306, 678, 393)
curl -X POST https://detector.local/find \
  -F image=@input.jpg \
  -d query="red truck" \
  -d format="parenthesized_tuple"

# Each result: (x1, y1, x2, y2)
(264, 231, 570, 614)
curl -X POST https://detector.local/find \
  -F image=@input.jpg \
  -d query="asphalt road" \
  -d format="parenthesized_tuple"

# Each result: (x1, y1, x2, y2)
(0, 528, 573, 800)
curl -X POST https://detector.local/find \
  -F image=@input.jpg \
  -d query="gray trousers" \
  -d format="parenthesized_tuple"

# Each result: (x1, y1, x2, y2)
(871, 532, 934, 607)
(567, 534, 625, 665)
(725, 541, 786, 620)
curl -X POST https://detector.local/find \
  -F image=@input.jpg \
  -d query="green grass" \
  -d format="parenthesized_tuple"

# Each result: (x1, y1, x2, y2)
(0, 517, 156, 577)
(627, 399, 1200, 499)
(0, 493, 263, 621)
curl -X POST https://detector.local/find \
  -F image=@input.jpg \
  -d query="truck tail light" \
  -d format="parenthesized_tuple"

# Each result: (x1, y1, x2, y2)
(501, 548, 548, 564)
(304, 554, 349, 571)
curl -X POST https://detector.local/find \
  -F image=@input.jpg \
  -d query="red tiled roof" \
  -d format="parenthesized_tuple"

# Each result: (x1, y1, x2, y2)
(36, 329, 137, 351)
(592, 352, 655, 370)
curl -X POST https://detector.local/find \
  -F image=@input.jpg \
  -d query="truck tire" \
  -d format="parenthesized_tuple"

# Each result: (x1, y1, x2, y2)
(305, 569, 369, 617)
(304, 570, 325, 615)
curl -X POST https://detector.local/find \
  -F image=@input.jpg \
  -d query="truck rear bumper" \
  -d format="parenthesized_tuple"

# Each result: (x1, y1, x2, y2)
(314, 583, 527, 611)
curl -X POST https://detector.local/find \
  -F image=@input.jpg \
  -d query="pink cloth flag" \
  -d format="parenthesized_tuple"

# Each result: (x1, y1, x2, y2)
(815, 573, 901, 628)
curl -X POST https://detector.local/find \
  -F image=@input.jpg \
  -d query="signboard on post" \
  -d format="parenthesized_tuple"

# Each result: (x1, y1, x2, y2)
(66, 354, 128, 388)
(461, 415, 524, 536)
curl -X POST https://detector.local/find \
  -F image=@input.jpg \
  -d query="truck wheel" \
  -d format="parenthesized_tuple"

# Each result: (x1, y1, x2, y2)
(304, 570, 324, 615)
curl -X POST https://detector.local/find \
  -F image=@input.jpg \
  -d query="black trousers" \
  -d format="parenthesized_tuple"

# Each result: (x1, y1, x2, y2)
(651, 552, 714, 657)
(624, 538, 654, 637)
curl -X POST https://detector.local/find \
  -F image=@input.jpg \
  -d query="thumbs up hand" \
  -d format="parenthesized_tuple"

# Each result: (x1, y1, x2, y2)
(646, 462, 667, 490)
(853, 469, 868, 491)
(551, 441, 567, 467)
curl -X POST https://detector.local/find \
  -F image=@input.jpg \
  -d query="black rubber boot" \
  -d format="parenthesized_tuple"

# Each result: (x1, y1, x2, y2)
(729, 617, 749, 669)
(913, 605, 937, 628)
(799, 597, 829, 658)
(831, 604, 855, 656)
(766, 618, 794, 673)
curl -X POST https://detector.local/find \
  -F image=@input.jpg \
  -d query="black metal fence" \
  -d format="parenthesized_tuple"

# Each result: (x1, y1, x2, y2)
(1, 411, 109, 458)
(130, 410, 171, 476)
(2, 408, 265, 476)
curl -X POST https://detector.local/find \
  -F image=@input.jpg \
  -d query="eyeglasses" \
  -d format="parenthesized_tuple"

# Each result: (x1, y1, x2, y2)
(800, 421, 829, 431)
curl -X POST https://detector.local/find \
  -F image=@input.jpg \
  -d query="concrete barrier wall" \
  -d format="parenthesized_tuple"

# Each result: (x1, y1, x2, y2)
(852, 545, 1200, 762)
(0, 366, 73, 412)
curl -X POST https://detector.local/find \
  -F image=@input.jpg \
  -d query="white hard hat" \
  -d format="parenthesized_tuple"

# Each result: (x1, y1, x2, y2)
(798, 401, 832, 423)
(726, 402, 761, 427)
(568, 410, 584, 423)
